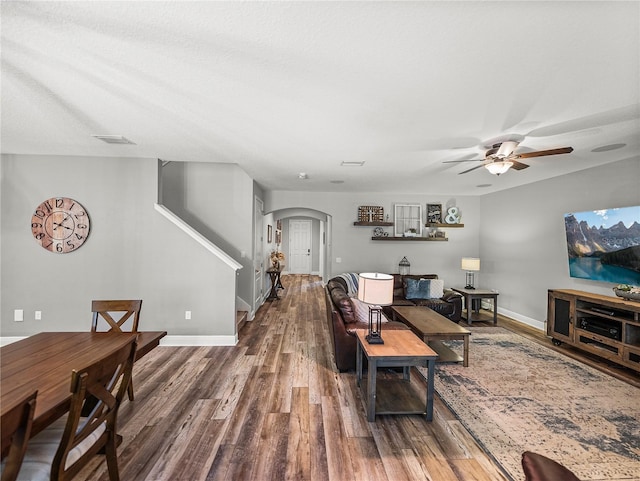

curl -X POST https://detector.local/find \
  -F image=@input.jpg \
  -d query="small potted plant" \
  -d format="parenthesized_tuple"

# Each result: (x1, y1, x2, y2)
(404, 228, 418, 237)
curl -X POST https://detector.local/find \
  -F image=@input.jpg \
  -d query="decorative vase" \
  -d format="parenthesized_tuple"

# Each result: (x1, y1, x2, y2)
(272, 259, 280, 269)
(613, 288, 640, 301)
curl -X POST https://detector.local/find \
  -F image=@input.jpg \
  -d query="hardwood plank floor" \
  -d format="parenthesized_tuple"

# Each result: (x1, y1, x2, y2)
(74, 275, 638, 480)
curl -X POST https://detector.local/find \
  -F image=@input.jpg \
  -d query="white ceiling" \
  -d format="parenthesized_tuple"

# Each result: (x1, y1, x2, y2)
(2, 1, 639, 195)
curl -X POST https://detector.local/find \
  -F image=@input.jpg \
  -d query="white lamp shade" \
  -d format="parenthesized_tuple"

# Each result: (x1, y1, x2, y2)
(461, 258, 480, 271)
(357, 273, 394, 306)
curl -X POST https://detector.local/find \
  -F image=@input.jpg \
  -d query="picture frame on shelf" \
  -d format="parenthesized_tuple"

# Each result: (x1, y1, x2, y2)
(267, 225, 273, 243)
(427, 203, 442, 224)
(358, 205, 384, 223)
(394, 204, 422, 237)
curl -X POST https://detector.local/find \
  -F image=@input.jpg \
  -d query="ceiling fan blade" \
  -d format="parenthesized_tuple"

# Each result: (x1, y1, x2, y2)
(510, 160, 530, 170)
(458, 164, 485, 175)
(442, 158, 483, 164)
(514, 147, 573, 159)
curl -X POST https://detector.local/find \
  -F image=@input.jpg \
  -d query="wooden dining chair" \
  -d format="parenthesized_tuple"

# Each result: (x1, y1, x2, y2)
(17, 337, 137, 481)
(1, 391, 37, 481)
(91, 300, 142, 401)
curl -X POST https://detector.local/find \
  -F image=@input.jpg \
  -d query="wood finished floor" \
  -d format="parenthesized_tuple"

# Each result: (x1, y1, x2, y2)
(74, 275, 639, 480)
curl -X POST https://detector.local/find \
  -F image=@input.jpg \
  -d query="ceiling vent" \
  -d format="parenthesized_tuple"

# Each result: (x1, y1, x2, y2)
(341, 161, 365, 167)
(92, 135, 136, 145)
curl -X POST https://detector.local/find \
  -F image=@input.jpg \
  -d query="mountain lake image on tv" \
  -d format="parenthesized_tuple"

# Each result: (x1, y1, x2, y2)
(564, 206, 640, 285)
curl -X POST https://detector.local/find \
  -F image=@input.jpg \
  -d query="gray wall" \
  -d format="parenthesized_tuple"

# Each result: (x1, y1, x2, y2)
(3, 154, 637, 337)
(1, 155, 237, 338)
(160, 161, 254, 307)
(265, 159, 639, 330)
(479, 157, 640, 328)
(264, 192, 481, 289)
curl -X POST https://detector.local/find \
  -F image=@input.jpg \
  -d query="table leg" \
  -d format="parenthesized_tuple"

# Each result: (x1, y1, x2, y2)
(403, 365, 410, 381)
(493, 297, 498, 324)
(463, 335, 469, 367)
(425, 358, 434, 422)
(356, 342, 362, 387)
(466, 295, 473, 325)
(367, 359, 377, 422)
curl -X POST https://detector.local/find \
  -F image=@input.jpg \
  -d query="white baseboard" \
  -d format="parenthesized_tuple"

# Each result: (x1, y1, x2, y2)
(497, 307, 545, 332)
(1, 335, 238, 347)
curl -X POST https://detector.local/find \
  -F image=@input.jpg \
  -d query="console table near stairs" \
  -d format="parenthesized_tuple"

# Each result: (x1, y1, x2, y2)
(547, 289, 640, 373)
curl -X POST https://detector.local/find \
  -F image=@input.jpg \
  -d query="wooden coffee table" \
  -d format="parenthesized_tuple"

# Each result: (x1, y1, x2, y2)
(355, 329, 438, 422)
(391, 306, 471, 367)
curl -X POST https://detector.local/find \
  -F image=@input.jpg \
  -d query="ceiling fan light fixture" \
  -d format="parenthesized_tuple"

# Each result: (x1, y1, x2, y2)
(485, 161, 513, 175)
(495, 141, 518, 158)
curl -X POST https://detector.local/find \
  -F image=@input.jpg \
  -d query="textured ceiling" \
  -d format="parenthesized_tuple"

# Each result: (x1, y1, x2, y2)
(1, 1, 639, 195)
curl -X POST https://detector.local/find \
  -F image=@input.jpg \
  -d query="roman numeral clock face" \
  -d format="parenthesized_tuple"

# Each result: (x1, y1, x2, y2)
(31, 197, 91, 253)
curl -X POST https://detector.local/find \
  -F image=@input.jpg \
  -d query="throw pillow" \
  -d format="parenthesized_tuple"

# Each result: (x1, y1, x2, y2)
(405, 278, 431, 299)
(427, 279, 444, 298)
(351, 297, 389, 323)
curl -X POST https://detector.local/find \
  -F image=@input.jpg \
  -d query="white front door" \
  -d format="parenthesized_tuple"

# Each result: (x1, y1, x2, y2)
(254, 197, 264, 308)
(289, 220, 312, 274)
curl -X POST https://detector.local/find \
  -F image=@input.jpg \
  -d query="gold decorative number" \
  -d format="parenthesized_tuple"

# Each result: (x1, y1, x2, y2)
(31, 197, 91, 253)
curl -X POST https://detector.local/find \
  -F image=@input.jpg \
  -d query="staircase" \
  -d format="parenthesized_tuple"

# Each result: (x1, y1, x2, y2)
(236, 310, 249, 333)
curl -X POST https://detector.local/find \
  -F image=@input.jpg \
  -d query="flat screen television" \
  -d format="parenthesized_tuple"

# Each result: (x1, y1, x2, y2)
(564, 205, 640, 285)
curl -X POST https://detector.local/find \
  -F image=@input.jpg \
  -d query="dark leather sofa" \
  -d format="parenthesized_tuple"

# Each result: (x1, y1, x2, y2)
(324, 273, 462, 371)
(385, 274, 462, 323)
(325, 276, 408, 372)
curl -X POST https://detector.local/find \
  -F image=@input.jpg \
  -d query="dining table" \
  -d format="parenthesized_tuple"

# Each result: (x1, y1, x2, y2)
(1, 331, 166, 438)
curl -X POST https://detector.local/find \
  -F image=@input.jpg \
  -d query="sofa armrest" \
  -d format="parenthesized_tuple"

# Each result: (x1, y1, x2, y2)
(442, 290, 462, 302)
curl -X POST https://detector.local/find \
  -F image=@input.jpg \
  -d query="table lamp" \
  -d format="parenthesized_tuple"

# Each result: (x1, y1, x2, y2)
(357, 273, 394, 344)
(461, 257, 480, 289)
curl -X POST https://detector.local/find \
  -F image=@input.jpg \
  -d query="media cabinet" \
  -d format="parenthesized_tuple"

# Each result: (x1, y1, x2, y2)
(547, 289, 640, 373)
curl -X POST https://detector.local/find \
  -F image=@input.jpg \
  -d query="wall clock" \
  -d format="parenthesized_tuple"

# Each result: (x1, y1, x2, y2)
(31, 197, 91, 253)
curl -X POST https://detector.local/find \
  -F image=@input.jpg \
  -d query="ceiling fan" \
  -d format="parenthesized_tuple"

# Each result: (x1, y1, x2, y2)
(444, 141, 574, 175)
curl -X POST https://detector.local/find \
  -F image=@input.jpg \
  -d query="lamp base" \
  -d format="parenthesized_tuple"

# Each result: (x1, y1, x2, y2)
(366, 333, 384, 344)
(464, 285, 476, 290)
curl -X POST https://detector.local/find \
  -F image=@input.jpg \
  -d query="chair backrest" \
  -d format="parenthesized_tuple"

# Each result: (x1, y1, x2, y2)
(91, 300, 142, 333)
(521, 451, 582, 481)
(1, 391, 37, 481)
(51, 336, 137, 481)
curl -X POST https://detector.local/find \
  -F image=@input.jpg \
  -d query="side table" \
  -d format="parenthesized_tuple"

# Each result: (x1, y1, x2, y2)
(451, 287, 499, 325)
(355, 329, 438, 422)
(266, 268, 282, 300)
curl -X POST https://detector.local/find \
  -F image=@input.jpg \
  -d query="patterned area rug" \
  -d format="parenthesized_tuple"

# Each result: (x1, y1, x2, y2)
(421, 327, 640, 481)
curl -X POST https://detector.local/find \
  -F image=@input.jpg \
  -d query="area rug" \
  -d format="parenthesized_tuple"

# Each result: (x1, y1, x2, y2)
(422, 327, 640, 481)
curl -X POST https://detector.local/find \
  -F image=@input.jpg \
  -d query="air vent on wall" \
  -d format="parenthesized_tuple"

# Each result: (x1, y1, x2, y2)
(91, 135, 136, 145)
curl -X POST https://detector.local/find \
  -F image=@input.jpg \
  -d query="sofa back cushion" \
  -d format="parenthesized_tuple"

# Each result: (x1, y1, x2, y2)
(327, 278, 347, 293)
(330, 287, 356, 323)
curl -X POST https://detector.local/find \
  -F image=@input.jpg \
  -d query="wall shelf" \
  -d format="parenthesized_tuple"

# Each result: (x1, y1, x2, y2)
(371, 237, 448, 241)
(353, 221, 394, 226)
(426, 223, 464, 228)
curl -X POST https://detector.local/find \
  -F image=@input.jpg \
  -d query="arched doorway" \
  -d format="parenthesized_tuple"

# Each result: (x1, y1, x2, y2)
(265, 208, 332, 282)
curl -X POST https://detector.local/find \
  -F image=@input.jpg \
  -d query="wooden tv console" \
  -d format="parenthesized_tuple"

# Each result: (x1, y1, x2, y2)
(547, 289, 640, 373)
